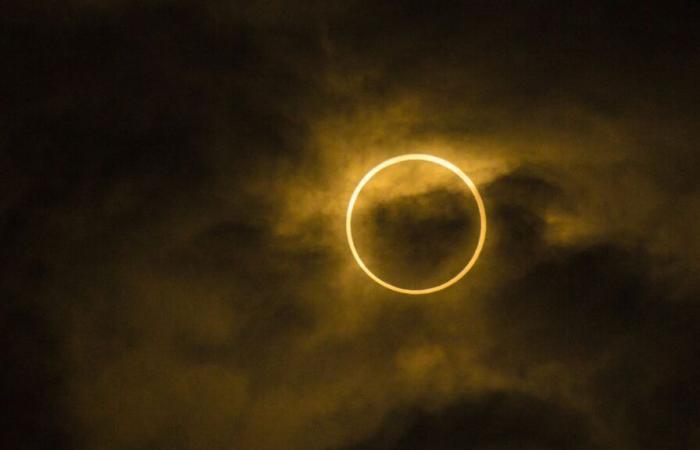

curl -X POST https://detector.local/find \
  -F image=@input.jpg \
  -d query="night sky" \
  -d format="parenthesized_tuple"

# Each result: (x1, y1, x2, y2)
(3, 2, 700, 449)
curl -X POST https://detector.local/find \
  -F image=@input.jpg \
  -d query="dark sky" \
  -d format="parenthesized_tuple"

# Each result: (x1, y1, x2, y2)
(3, 1, 700, 449)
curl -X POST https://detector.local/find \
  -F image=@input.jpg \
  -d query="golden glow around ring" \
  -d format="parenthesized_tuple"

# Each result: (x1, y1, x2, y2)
(346, 154, 486, 295)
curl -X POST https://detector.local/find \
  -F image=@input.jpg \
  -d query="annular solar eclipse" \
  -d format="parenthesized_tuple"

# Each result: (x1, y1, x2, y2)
(346, 154, 487, 295)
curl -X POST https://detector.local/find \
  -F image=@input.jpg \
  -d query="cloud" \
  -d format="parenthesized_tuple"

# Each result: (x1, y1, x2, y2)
(353, 185, 479, 289)
(3, 1, 700, 450)
(346, 391, 604, 450)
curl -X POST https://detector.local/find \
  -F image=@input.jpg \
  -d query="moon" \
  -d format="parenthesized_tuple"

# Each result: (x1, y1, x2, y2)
(346, 154, 487, 295)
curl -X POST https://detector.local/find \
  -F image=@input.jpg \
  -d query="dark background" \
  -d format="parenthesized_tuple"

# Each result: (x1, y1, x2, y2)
(2, 1, 699, 449)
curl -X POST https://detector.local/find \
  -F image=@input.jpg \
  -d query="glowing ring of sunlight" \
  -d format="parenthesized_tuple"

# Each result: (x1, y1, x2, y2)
(346, 154, 486, 295)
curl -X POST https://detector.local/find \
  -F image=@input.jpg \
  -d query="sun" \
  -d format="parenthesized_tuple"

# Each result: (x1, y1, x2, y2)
(346, 154, 486, 295)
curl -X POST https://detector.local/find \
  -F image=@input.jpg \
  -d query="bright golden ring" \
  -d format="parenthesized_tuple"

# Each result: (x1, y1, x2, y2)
(346, 154, 486, 295)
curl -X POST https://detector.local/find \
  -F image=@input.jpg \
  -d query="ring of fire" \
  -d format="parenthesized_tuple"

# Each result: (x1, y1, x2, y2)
(346, 154, 487, 295)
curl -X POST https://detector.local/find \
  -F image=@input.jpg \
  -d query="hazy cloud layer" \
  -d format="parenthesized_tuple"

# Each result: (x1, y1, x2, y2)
(3, 2, 700, 450)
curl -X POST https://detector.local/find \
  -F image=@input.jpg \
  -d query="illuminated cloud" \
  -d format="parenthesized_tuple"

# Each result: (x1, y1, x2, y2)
(3, 2, 699, 450)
